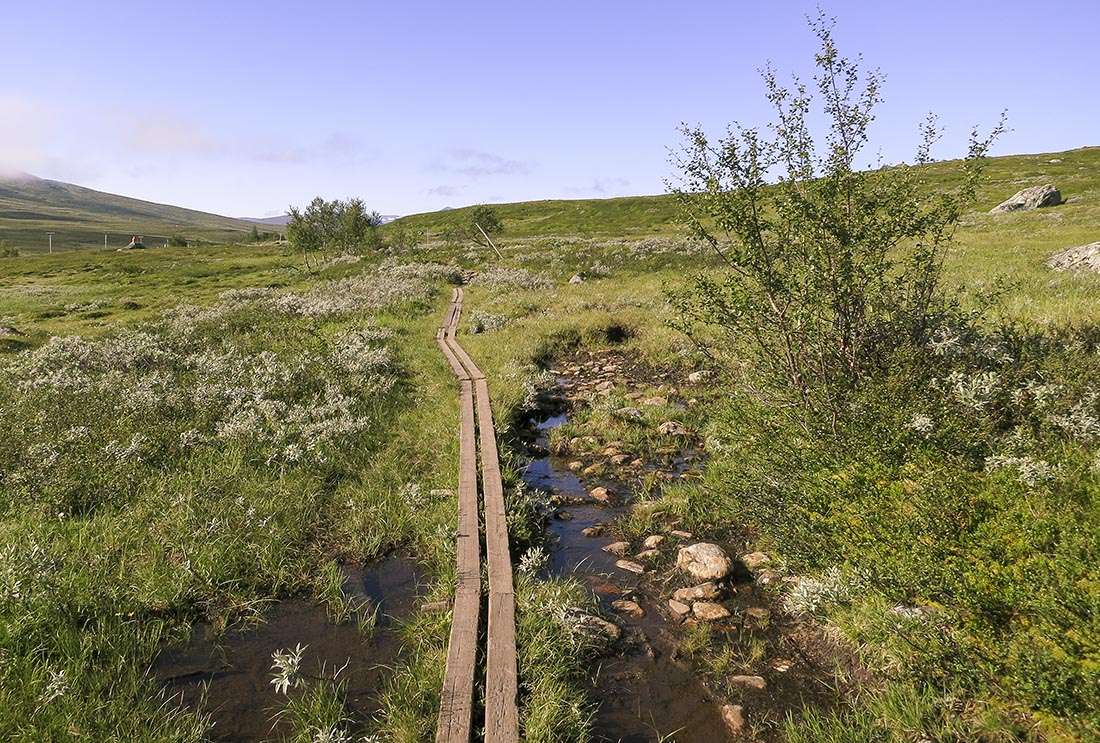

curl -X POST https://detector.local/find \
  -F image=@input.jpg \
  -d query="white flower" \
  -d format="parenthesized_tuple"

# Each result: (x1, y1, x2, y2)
(518, 546, 549, 576)
(907, 413, 934, 435)
(270, 643, 307, 695)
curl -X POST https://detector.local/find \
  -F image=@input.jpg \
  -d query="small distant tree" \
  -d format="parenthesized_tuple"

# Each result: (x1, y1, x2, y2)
(668, 13, 1003, 417)
(249, 224, 261, 242)
(0, 240, 19, 258)
(469, 205, 503, 238)
(167, 235, 187, 247)
(287, 197, 384, 268)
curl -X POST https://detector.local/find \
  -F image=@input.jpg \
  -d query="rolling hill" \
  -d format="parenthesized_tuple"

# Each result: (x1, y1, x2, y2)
(0, 172, 264, 252)
(388, 146, 1100, 239)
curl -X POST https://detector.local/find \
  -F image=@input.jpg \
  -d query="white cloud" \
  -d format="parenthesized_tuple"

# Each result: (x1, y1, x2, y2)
(428, 147, 533, 177)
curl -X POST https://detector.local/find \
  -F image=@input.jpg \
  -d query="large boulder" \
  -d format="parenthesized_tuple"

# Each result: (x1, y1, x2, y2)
(1047, 242, 1100, 273)
(676, 542, 732, 581)
(990, 184, 1061, 213)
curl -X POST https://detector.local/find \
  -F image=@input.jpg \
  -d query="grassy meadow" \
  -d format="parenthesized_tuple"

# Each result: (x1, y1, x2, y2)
(0, 144, 1097, 741)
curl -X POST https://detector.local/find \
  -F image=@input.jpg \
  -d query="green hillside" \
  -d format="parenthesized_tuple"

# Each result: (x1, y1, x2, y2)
(0, 173, 263, 252)
(390, 146, 1100, 238)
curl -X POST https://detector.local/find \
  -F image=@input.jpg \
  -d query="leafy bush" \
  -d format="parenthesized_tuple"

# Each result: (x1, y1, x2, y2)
(287, 197, 383, 267)
(667, 14, 1096, 738)
(0, 241, 19, 258)
(669, 14, 1003, 417)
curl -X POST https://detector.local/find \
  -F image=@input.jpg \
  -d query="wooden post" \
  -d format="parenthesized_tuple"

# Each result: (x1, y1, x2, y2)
(475, 223, 504, 260)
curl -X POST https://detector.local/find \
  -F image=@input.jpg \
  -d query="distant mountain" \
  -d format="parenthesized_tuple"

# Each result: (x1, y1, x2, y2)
(240, 213, 399, 227)
(240, 214, 291, 227)
(0, 173, 260, 252)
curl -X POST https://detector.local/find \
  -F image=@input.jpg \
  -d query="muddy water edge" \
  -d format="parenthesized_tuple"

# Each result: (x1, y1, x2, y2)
(521, 403, 732, 742)
(153, 555, 420, 741)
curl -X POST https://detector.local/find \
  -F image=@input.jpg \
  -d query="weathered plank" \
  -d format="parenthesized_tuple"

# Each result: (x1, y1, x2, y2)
(435, 291, 481, 743)
(444, 288, 520, 743)
(436, 287, 520, 743)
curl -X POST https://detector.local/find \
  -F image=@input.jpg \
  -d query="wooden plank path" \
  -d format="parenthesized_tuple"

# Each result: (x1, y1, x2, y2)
(436, 288, 520, 743)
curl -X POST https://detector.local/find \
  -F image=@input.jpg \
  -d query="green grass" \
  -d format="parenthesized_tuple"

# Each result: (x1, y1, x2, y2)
(2, 144, 1098, 741)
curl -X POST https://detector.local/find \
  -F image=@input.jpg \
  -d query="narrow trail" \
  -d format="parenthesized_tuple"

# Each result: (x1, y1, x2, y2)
(436, 288, 520, 743)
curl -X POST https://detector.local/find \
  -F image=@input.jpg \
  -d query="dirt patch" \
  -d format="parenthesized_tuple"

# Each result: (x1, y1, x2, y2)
(154, 555, 421, 742)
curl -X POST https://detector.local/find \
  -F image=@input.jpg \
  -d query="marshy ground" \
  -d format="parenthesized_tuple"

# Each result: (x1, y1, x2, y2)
(1, 147, 1099, 742)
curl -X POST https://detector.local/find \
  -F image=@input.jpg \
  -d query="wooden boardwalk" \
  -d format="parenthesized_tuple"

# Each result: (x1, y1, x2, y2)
(436, 288, 520, 743)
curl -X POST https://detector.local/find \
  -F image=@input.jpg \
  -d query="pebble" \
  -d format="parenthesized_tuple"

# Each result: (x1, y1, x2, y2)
(672, 581, 721, 602)
(603, 541, 630, 557)
(667, 599, 691, 620)
(589, 486, 613, 504)
(634, 548, 661, 562)
(720, 704, 745, 736)
(692, 601, 731, 621)
(611, 599, 645, 618)
(729, 675, 767, 691)
(642, 535, 665, 549)
(581, 525, 604, 537)
(615, 559, 646, 574)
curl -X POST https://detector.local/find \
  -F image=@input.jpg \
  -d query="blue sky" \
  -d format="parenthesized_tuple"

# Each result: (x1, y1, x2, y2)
(2, 0, 1097, 217)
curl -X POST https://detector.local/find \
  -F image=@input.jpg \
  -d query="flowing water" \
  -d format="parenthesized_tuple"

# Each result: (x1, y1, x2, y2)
(523, 411, 732, 742)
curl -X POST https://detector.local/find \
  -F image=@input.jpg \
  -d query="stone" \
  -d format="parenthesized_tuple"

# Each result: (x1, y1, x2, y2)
(572, 612, 622, 642)
(555, 510, 574, 521)
(657, 420, 689, 436)
(614, 406, 644, 421)
(569, 273, 584, 284)
(589, 486, 614, 504)
(670, 529, 693, 539)
(744, 607, 771, 627)
(1047, 242, 1100, 274)
(582, 463, 605, 476)
(603, 541, 630, 556)
(677, 543, 732, 581)
(741, 551, 771, 571)
(568, 460, 583, 472)
(634, 549, 661, 562)
(667, 599, 691, 620)
(641, 396, 667, 406)
(729, 675, 767, 691)
(611, 599, 645, 617)
(692, 601, 731, 621)
(0, 326, 23, 337)
(720, 704, 745, 736)
(990, 183, 1061, 213)
(581, 525, 604, 537)
(642, 535, 665, 550)
(672, 582, 721, 602)
(615, 559, 646, 574)
(688, 370, 712, 384)
(610, 453, 631, 465)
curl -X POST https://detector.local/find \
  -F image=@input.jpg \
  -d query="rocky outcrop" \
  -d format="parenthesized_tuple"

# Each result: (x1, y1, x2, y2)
(990, 184, 1061, 213)
(1047, 242, 1100, 273)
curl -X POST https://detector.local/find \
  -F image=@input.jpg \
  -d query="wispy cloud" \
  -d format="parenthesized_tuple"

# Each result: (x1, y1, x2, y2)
(428, 147, 533, 177)
(426, 184, 464, 197)
(565, 176, 631, 195)
(118, 114, 374, 166)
